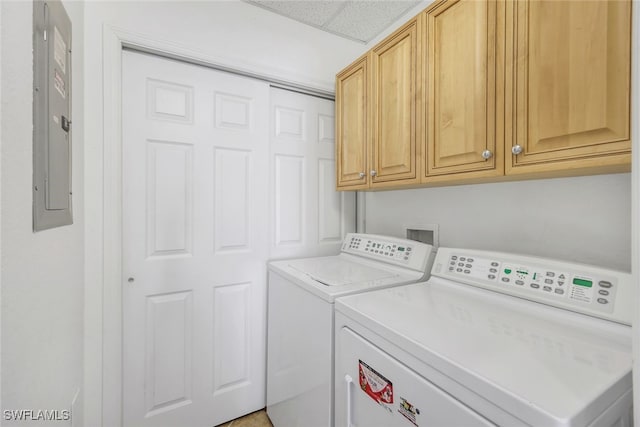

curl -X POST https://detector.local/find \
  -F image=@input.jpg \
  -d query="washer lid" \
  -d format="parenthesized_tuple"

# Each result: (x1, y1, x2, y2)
(335, 279, 632, 426)
(288, 256, 397, 286)
(269, 254, 425, 302)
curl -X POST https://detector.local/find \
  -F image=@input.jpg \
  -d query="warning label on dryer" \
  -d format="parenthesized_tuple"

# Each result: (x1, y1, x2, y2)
(359, 360, 393, 407)
(398, 397, 420, 426)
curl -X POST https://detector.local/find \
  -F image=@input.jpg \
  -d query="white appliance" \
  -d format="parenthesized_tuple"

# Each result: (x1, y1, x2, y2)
(267, 233, 437, 427)
(335, 248, 633, 427)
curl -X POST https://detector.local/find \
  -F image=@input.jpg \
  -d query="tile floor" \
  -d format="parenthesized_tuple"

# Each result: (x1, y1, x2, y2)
(216, 409, 273, 427)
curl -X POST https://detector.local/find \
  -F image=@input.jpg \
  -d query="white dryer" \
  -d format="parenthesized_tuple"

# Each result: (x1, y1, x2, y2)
(267, 233, 437, 427)
(335, 248, 633, 427)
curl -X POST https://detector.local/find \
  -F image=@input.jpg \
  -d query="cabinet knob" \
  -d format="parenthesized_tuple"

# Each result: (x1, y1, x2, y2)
(481, 150, 493, 160)
(358, 172, 365, 179)
(511, 145, 523, 155)
(370, 170, 377, 177)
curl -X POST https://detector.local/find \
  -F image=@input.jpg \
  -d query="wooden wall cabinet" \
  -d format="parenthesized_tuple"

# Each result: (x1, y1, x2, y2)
(336, 55, 369, 190)
(335, 0, 631, 191)
(370, 18, 421, 188)
(505, 0, 632, 177)
(336, 18, 420, 190)
(423, 0, 504, 183)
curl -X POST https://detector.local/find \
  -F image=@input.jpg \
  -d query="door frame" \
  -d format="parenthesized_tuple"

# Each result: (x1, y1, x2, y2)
(86, 25, 335, 427)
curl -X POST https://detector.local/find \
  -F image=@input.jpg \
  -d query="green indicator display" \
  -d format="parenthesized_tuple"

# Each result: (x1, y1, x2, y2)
(573, 278, 593, 288)
(504, 269, 512, 274)
(398, 247, 405, 251)
(517, 270, 528, 275)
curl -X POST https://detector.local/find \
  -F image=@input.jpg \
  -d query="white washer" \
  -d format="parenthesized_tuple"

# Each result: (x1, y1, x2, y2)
(335, 248, 633, 427)
(267, 233, 437, 427)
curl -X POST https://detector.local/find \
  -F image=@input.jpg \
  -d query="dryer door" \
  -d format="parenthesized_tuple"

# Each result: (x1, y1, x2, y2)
(336, 327, 494, 427)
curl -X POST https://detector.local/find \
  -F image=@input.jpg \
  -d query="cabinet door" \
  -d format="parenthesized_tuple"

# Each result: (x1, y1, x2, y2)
(370, 18, 420, 187)
(424, 0, 503, 181)
(506, 0, 631, 175)
(336, 56, 369, 190)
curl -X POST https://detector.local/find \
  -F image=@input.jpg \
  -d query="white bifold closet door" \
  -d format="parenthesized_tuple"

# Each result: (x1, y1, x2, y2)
(122, 51, 354, 427)
(270, 88, 356, 259)
(122, 51, 269, 427)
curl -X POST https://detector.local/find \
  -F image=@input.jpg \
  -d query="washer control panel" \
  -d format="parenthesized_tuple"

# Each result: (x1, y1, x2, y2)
(341, 233, 434, 273)
(432, 248, 632, 325)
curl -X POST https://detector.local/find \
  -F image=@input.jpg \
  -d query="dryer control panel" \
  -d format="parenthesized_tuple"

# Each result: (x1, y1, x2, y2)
(341, 233, 435, 274)
(432, 248, 632, 325)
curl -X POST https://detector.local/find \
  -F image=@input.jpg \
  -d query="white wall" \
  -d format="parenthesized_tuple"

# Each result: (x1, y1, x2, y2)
(365, 173, 631, 272)
(87, 1, 365, 93)
(0, 0, 3, 416)
(1, 0, 84, 425)
(83, 2, 364, 425)
(631, 0, 639, 422)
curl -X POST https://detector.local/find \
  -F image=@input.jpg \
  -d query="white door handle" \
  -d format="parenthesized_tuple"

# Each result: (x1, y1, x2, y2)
(345, 374, 356, 427)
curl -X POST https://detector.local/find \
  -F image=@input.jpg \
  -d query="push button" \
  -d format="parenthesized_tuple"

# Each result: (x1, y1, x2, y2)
(598, 290, 610, 296)
(599, 281, 613, 288)
(597, 298, 609, 304)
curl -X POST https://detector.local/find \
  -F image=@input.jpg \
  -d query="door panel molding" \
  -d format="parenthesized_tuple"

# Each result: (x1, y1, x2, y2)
(90, 26, 352, 427)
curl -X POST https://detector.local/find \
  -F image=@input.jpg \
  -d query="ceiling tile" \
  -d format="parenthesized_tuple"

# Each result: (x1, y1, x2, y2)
(325, 1, 421, 42)
(245, 1, 347, 27)
(244, 0, 422, 44)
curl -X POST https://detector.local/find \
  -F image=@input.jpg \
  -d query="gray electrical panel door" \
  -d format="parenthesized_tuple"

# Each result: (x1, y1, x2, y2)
(33, 0, 73, 231)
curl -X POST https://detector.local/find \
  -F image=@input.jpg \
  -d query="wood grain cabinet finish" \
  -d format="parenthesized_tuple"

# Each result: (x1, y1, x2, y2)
(336, 56, 369, 190)
(505, 0, 631, 176)
(423, 0, 504, 182)
(334, 0, 631, 191)
(370, 18, 421, 187)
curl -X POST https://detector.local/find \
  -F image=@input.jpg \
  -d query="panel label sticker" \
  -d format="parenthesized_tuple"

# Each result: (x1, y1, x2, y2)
(54, 26, 66, 74)
(398, 397, 420, 426)
(54, 68, 66, 99)
(359, 360, 393, 408)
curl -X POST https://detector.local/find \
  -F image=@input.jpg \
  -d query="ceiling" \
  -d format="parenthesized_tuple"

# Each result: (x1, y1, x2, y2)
(243, 1, 423, 43)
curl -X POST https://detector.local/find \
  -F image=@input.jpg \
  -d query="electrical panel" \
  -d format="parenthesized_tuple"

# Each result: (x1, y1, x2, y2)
(33, 0, 73, 231)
